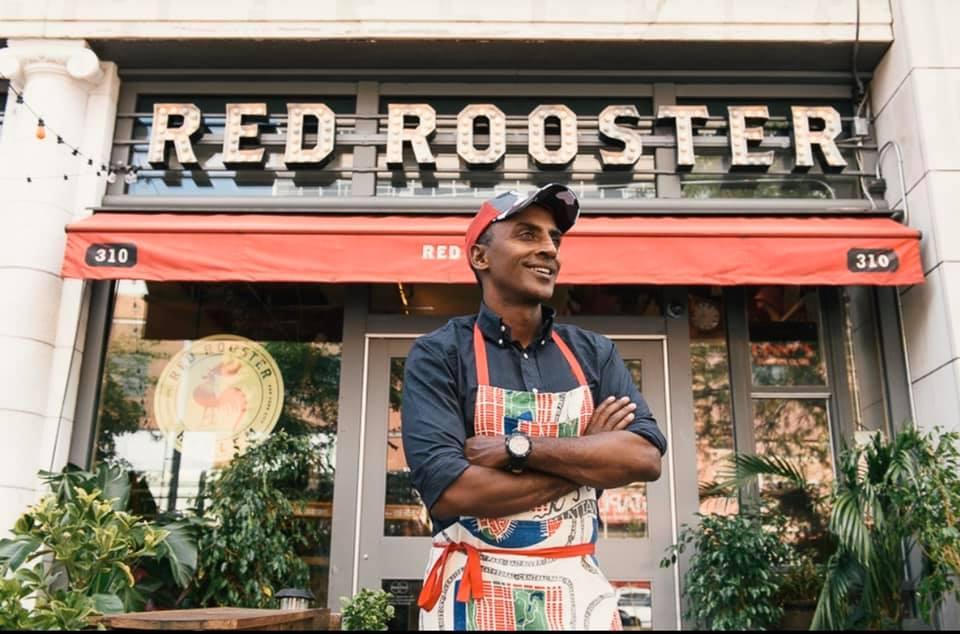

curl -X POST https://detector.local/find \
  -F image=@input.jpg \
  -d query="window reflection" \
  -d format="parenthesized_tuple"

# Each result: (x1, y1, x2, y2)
(752, 398, 834, 559)
(749, 286, 826, 386)
(753, 398, 833, 495)
(368, 283, 662, 318)
(611, 581, 653, 630)
(688, 289, 737, 515)
(599, 359, 648, 538)
(557, 286, 662, 317)
(385, 358, 432, 536)
(94, 280, 343, 605)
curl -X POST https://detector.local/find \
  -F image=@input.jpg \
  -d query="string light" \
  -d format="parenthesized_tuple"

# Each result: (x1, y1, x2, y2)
(0, 70, 141, 185)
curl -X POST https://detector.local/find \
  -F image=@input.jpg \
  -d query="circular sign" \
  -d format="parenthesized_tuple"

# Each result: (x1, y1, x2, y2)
(153, 335, 284, 450)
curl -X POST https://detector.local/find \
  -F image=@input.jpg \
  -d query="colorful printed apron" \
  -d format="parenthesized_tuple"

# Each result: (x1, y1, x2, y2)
(417, 323, 623, 631)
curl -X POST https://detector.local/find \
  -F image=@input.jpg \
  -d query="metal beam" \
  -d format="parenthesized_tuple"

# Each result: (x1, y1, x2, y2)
(68, 280, 116, 469)
(97, 195, 889, 214)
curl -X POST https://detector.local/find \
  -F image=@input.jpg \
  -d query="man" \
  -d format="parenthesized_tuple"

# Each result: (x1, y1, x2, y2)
(402, 183, 667, 630)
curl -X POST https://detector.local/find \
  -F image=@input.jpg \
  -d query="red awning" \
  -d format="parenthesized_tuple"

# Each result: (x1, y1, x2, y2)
(61, 213, 923, 286)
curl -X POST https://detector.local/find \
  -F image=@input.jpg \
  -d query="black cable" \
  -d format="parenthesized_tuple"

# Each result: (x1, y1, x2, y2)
(852, 0, 865, 101)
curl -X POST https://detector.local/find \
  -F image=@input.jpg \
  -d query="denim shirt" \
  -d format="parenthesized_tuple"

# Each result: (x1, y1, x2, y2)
(401, 303, 668, 534)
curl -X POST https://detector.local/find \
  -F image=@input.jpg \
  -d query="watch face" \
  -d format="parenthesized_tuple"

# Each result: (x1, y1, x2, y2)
(507, 433, 531, 456)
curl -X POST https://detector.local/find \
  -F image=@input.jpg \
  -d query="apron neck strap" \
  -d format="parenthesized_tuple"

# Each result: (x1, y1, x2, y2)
(551, 330, 588, 387)
(473, 322, 490, 386)
(472, 322, 588, 388)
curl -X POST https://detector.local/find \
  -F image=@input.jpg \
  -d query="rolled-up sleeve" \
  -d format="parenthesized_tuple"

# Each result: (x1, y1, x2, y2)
(401, 338, 471, 512)
(598, 340, 668, 455)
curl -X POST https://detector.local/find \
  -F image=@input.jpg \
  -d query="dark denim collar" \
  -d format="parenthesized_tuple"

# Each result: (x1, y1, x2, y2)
(477, 302, 556, 348)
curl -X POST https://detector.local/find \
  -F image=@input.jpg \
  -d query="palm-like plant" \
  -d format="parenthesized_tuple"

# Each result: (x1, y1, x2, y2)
(810, 427, 960, 629)
(702, 427, 960, 629)
(703, 453, 831, 561)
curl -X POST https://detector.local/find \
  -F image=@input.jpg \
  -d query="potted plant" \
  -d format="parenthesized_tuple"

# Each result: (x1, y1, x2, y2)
(0, 463, 197, 630)
(777, 552, 823, 630)
(704, 452, 830, 629)
(340, 588, 395, 631)
(661, 511, 793, 630)
(192, 430, 328, 609)
(812, 426, 960, 629)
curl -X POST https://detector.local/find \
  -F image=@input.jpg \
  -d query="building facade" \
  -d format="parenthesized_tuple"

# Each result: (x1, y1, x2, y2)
(0, 1, 956, 629)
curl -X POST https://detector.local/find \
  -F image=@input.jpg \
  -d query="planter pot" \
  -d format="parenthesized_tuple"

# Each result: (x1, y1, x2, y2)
(779, 599, 816, 631)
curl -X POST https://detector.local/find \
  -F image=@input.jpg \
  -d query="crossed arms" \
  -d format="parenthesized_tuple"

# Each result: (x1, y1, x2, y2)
(432, 397, 663, 520)
(401, 336, 666, 523)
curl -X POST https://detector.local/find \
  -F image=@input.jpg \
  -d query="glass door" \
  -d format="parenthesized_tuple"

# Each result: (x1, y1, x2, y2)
(355, 336, 677, 630)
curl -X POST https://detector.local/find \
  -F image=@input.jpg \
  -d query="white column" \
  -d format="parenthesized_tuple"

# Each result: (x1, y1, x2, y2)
(0, 39, 119, 536)
(872, 1, 960, 438)
(872, 1, 960, 627)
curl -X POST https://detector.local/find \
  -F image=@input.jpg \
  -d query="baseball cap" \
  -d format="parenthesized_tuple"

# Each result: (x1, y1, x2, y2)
(464, 183, 580, 252)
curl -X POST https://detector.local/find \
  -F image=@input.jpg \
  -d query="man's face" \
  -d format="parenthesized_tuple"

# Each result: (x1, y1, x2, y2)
(475, 204, 562, 304)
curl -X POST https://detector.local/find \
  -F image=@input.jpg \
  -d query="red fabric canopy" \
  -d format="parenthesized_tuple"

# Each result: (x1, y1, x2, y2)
(61, 213, 923, 286)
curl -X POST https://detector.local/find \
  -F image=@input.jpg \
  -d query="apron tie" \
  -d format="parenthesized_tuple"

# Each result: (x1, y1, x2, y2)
(417, 541, 596, 611)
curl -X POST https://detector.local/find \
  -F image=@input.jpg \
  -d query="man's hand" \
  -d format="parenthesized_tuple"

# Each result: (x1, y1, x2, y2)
(584, 396, 637, 435)
(466, 395, 637, 468)
(465, 435, 510, 470)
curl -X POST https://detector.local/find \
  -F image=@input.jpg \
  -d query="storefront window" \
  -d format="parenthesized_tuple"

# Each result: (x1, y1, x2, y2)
(369, 283, 662, 318)
(752, 398, 833, 493)
(842, 286, 890, 433)
(93, 280, 344, 604)
(610, 581, 653, 631)
(748, 286, 826, 387)
(688, 288, 737, 514)
(384, 357, 432, 536)
(599, 359, 648, 538)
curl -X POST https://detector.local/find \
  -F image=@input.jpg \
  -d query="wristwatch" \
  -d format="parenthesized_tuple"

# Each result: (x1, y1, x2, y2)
(505, 432, 533, 474)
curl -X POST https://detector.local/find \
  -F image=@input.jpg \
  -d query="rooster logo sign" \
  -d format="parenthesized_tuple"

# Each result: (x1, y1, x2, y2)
(153, 335, 283, 451)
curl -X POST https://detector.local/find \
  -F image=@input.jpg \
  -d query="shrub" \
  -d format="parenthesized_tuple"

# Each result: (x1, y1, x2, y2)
(341, 588, 395, 631)
(661, 512, 792, 630)
(0, 464, 195, 630)
(192, 430, 327, 608)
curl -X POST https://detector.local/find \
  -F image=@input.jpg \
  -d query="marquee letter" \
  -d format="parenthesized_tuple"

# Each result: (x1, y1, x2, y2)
(284, 103, 336, 166)
(147, 103, 202, 167)
(791, 106, 847, 171)
(598, 105, 643, 167)
(223, 103, 267, 166)
(386, 104, 436, 168)
(457, 104, 506, 166)
(728, 105, 774, 170)
(657, 105, 709, 169)
(528, 104, 578, 166)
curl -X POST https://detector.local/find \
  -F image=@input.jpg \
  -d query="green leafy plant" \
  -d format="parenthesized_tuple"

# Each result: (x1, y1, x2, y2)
(0, 566, 103, 631)
(340, 588, 395, 631)
(31, 463, 200, 610)
(661, 512, 793, 630)
(705, 452, 833, 580)
(0, 463, 195, 631)
(812, 426, 960, 629)
(192, 429, 329, 608)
